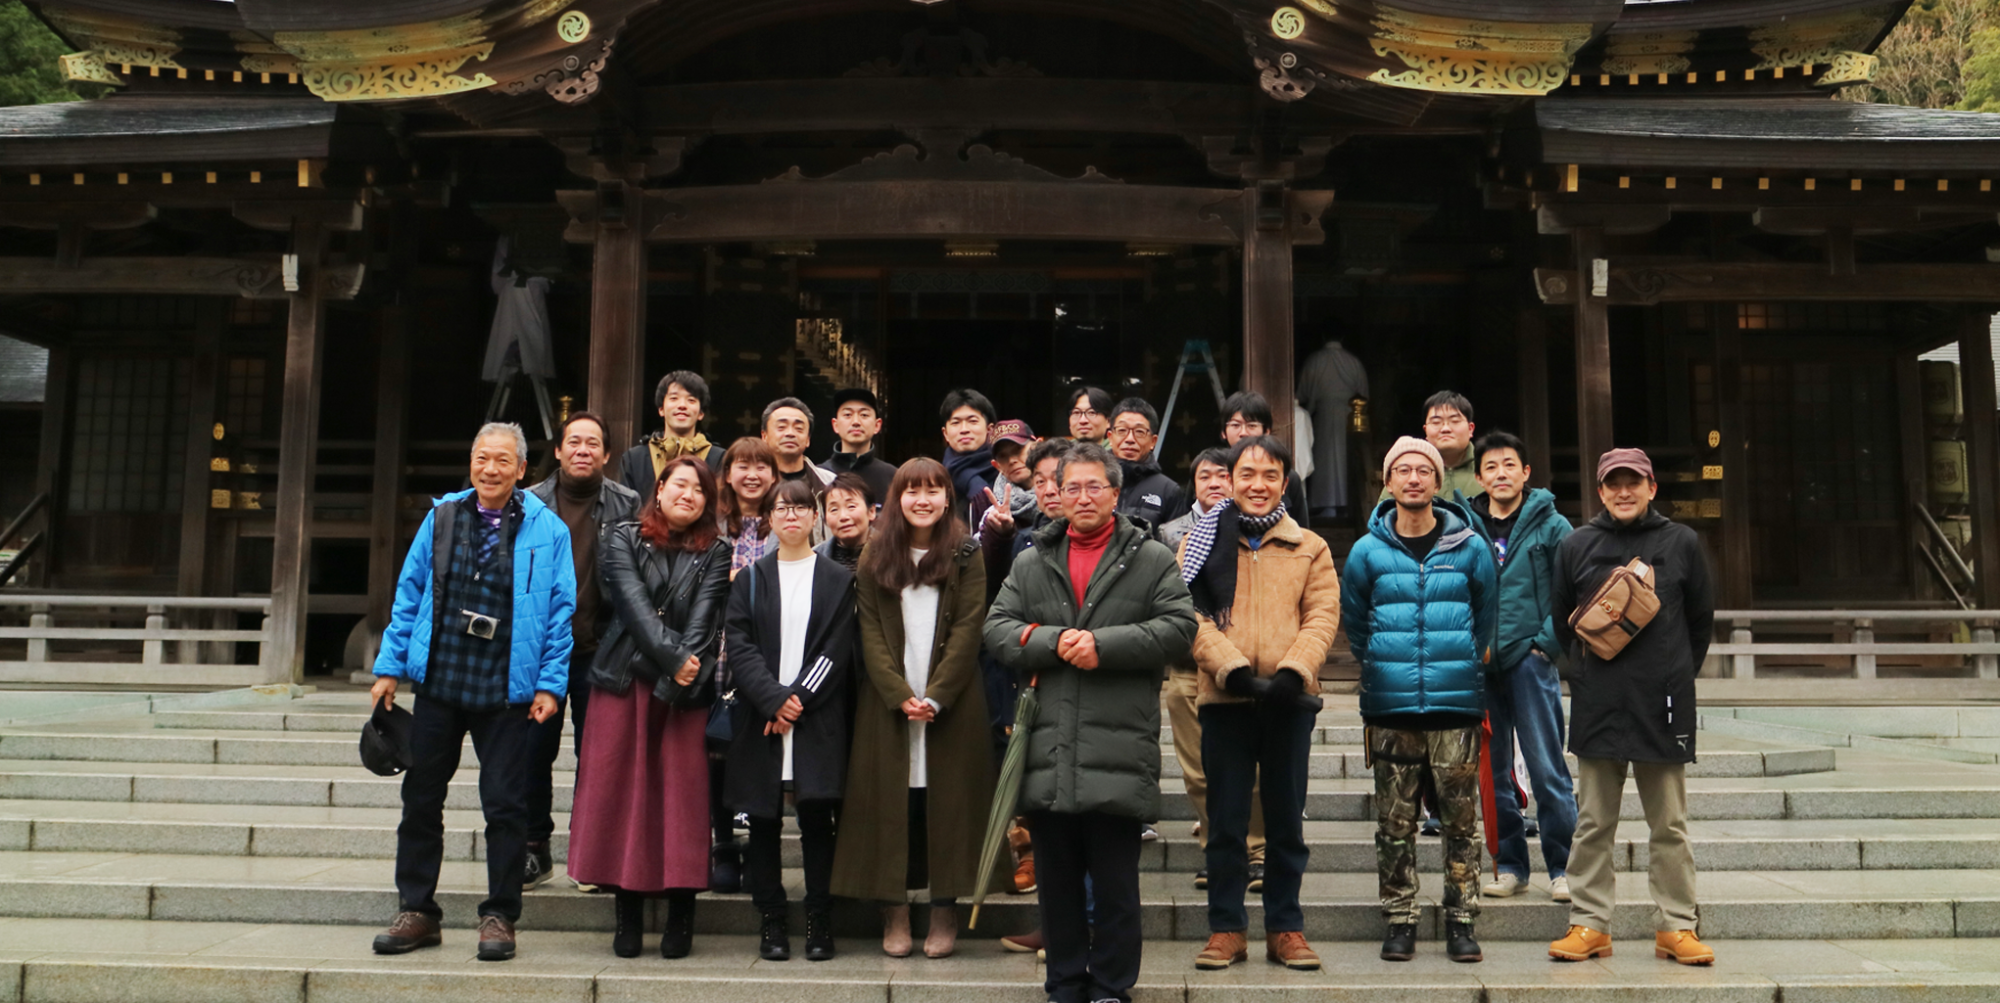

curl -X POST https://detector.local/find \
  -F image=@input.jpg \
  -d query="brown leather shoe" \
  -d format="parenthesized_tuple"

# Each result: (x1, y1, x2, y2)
(1549, 925, 1612, 961)
(1013, 856, 1037, 894)
(1265, 931, 1320, 970)
(1194, 932, 1248, 970)
(1655, 930, 1714, 965)
(999, 930, 1043, 953)
(372, 911, 441, 955)
(476, 915, 516, 962)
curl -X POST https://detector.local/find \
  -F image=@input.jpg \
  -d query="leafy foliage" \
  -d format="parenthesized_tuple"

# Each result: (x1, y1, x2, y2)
(0, 1, 105, 107)
(1846, 0, 2000, 109)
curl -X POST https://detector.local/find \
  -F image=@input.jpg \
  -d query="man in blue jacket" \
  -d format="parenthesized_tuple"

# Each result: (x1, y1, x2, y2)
(1465, 432, 1577, 906)
(369, 422, 575, 963)
(1343, 435, 1496, 965)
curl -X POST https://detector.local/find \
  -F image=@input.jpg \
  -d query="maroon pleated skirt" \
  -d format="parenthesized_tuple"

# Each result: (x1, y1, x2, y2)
(565, 683, 710, 893)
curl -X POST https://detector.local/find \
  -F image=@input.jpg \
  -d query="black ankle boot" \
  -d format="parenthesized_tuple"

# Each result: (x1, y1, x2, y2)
(710, 841, 743, 894)
(804, 910, 835, 962)
(1380, 923, 1417, 962)
(759, 907, 791, 961)
(612, 892, 644, 958)
(661, 893, 695, 959)
(1446, 921, 1482, 963)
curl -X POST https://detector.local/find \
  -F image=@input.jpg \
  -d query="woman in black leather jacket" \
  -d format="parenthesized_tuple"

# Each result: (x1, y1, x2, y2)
(568, 456, 733, 959)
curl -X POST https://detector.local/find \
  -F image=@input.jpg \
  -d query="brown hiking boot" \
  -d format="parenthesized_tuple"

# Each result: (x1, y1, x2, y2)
(1655, 930, 1714, 965)
(1549, 925, 1612, 961)
(1194, 932, 1248, 970)
(476, 915, 516, 962)
(1265, 931, 1320, 970)
(372, 911, 441, 955)
(1013, 856, 1037, 894)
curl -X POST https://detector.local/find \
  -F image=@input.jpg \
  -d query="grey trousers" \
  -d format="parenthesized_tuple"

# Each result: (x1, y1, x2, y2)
(1568, 757, 1698, 934)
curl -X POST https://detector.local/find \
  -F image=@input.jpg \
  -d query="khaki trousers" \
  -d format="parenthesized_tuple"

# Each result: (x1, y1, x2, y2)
(1165, 671, 1263, 863)
(1568, 757, 1698, 934)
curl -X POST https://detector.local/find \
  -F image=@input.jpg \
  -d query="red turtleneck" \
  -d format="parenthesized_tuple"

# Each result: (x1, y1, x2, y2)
(1066, 518, 1116, 608)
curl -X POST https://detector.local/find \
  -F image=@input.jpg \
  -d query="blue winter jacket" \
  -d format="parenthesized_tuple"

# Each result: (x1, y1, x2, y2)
(372, 488, 576, 704)
(1466, 488, 1573, 671)
(1342, 498, 1498, 719)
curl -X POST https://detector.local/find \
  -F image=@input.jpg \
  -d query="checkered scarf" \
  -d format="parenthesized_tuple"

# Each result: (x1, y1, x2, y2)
(1180, 498, 1285, 631)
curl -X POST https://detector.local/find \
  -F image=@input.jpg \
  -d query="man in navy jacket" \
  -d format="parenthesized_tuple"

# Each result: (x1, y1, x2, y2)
(369, 422, 575, 963)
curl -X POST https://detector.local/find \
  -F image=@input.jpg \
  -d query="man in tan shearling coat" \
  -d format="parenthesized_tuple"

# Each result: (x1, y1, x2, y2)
(1178, 435, 1341, 972)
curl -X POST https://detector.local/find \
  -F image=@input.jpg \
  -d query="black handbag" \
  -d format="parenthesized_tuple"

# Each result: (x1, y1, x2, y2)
(703, 558, 751, 750)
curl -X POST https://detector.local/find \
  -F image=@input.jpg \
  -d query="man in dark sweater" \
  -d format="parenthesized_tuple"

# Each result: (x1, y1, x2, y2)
(525, 411, 638, 890)
(822, 387, 897, 505)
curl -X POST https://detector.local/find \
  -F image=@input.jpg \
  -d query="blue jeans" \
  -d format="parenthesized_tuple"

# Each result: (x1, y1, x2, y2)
(1488, 652, 1577, 880)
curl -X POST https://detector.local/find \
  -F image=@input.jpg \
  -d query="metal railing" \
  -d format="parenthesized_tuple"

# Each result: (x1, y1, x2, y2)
(1707, 608, 2000, 680)
(0, 493, 48, 590)
(0, 595, 274, 686)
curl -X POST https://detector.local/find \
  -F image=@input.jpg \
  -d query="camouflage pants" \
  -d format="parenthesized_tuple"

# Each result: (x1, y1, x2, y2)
(1372, 725, 1482, 925)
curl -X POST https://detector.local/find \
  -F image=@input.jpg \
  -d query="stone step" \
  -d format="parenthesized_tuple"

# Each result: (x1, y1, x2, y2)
(1158, 744, 1836, 779)
(0, 729, 581, 772)
(0, 791, 1993, 871)
(0, 855, 1991, 943)
(0, 921, 1992, 1003)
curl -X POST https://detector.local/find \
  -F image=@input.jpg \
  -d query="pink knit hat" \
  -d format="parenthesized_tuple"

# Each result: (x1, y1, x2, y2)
(1382, 435, 1447, 487)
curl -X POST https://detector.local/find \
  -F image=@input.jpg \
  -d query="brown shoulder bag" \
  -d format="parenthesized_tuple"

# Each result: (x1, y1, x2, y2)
(1568, 558, 1660, 661)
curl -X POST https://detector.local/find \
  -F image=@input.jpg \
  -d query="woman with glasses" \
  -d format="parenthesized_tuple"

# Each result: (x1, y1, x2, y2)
(832, 457, 996, 959)
(569, 456, 732, 959)
(724, 479, 858, 962)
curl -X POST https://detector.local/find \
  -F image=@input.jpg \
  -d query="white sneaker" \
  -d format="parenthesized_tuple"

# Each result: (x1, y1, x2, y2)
(1550, 876, 1572, 902)
(1481, 873, 1526, 898)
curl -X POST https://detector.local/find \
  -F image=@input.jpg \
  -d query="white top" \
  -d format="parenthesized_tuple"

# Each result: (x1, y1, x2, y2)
(900, 547, 941, 789)
(775, 555, 815, 780)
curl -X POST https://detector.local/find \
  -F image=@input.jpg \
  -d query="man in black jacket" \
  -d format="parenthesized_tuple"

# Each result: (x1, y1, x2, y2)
(1108, 397, 1188, 531)
(617, 371, 725, 498)
(525, 411, 639, 889)
(1547, 448, 1716, 967)
(822, 387, 896, 505)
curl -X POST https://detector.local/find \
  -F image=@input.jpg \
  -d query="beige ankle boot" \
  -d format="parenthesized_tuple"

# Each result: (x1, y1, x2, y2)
(881, 904, 912, 957)
(923, 903, 958, 959)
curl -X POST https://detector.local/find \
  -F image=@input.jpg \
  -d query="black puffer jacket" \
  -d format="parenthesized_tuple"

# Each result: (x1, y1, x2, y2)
(588, 521, 733, 707)
(1116, 457, 1189, 533)
(1552, 506, 1714, 764)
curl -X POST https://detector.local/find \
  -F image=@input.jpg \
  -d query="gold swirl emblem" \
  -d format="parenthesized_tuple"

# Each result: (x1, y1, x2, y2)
(557, 11, 592, 43)
(1271, 7, 1307, 40)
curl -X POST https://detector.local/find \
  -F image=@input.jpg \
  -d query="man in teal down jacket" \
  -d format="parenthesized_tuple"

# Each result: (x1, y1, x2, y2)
(1463, 431, 1578, 907)
(985, 442, 1197, 1003)
(1342, 435, 1496, 965)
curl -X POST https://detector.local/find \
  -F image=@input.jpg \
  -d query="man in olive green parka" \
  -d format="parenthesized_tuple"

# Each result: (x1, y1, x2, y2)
(985, 442, 1197, 1003)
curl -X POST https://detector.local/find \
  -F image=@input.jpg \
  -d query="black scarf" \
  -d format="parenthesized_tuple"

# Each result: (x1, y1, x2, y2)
(1183, 500, 1285, 631)
(942, 445, 993, 503)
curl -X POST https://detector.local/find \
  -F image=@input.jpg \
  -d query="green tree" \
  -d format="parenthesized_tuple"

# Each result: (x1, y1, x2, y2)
(0, 1, 102, 107)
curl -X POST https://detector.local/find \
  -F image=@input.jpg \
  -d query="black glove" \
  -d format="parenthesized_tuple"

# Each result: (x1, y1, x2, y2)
(1222, 666, 1268, 699)
(1264, 669, 1305, 704)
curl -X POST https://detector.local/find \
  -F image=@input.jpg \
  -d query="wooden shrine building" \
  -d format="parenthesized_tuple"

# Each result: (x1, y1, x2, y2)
(4, 0, 2000, 691)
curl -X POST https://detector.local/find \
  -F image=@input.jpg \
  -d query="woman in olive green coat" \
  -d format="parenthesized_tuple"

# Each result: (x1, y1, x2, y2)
(831, 458, 996, 960)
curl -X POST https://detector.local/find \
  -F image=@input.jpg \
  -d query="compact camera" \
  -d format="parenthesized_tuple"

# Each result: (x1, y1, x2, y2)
(460, 610, 500, 640)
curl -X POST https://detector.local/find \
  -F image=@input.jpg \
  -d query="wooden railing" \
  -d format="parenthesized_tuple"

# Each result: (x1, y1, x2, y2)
(0, 595, 274, 687)
(1707, 609, 2000, 680)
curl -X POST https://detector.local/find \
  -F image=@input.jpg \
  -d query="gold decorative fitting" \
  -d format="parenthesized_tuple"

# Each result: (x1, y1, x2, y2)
(557, 11, 592, 43)
(234, 491, 262, 511)
(58, 51, 122, 86)
(210, 490, 233, 510)
(1296, 0, 1337, 18)
(1367, 43, 1570, 94)
(299, 43, 496, 101)
(273, 13, 486, 61)
(1702, 465, 1723, 481)
(1357, 5, 1589, 95)
(213, 423, 225, 440)
(209, 457, 231, 472)
(1707, 430, 1721, 449)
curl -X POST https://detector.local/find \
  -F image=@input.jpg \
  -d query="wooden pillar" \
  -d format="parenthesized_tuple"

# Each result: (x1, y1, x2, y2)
(1894, 354, 1932, 598)
(1242, 183, 1296, 451)
(1517, 307, 1552, 491)
(587, 181, 647, 451)
(30, 345, 70, 588)
(1571, 227, 1613, 520)
(267, 220, 328, 684)
(1959, 312, 2000, 610)
(176, 303, 224, 664)
(1715, 314, 1754, 609)
(367, 305, 410, 636)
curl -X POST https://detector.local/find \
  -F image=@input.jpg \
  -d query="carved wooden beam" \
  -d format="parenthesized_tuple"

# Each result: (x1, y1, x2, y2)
(558, 182, 1331, 246)
(0, 202, 156, 230)
(231, 200, 364, 232)
(0, 257, 363, 299)
(1533, 263, 2000, 305)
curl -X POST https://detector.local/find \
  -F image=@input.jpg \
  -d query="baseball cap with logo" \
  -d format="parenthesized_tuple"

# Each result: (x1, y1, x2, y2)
(991, 419, 1037, 447)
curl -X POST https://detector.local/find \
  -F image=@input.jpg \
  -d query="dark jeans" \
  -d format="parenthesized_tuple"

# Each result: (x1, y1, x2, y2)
(1201, 699, 1315, 933)
(745, 800, 838, 914)
(1031, 810, 1142, 1003)
(1489, 652, 1578, 880)
(395, 696, 534, 922)
(526, 651, 593, 845)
